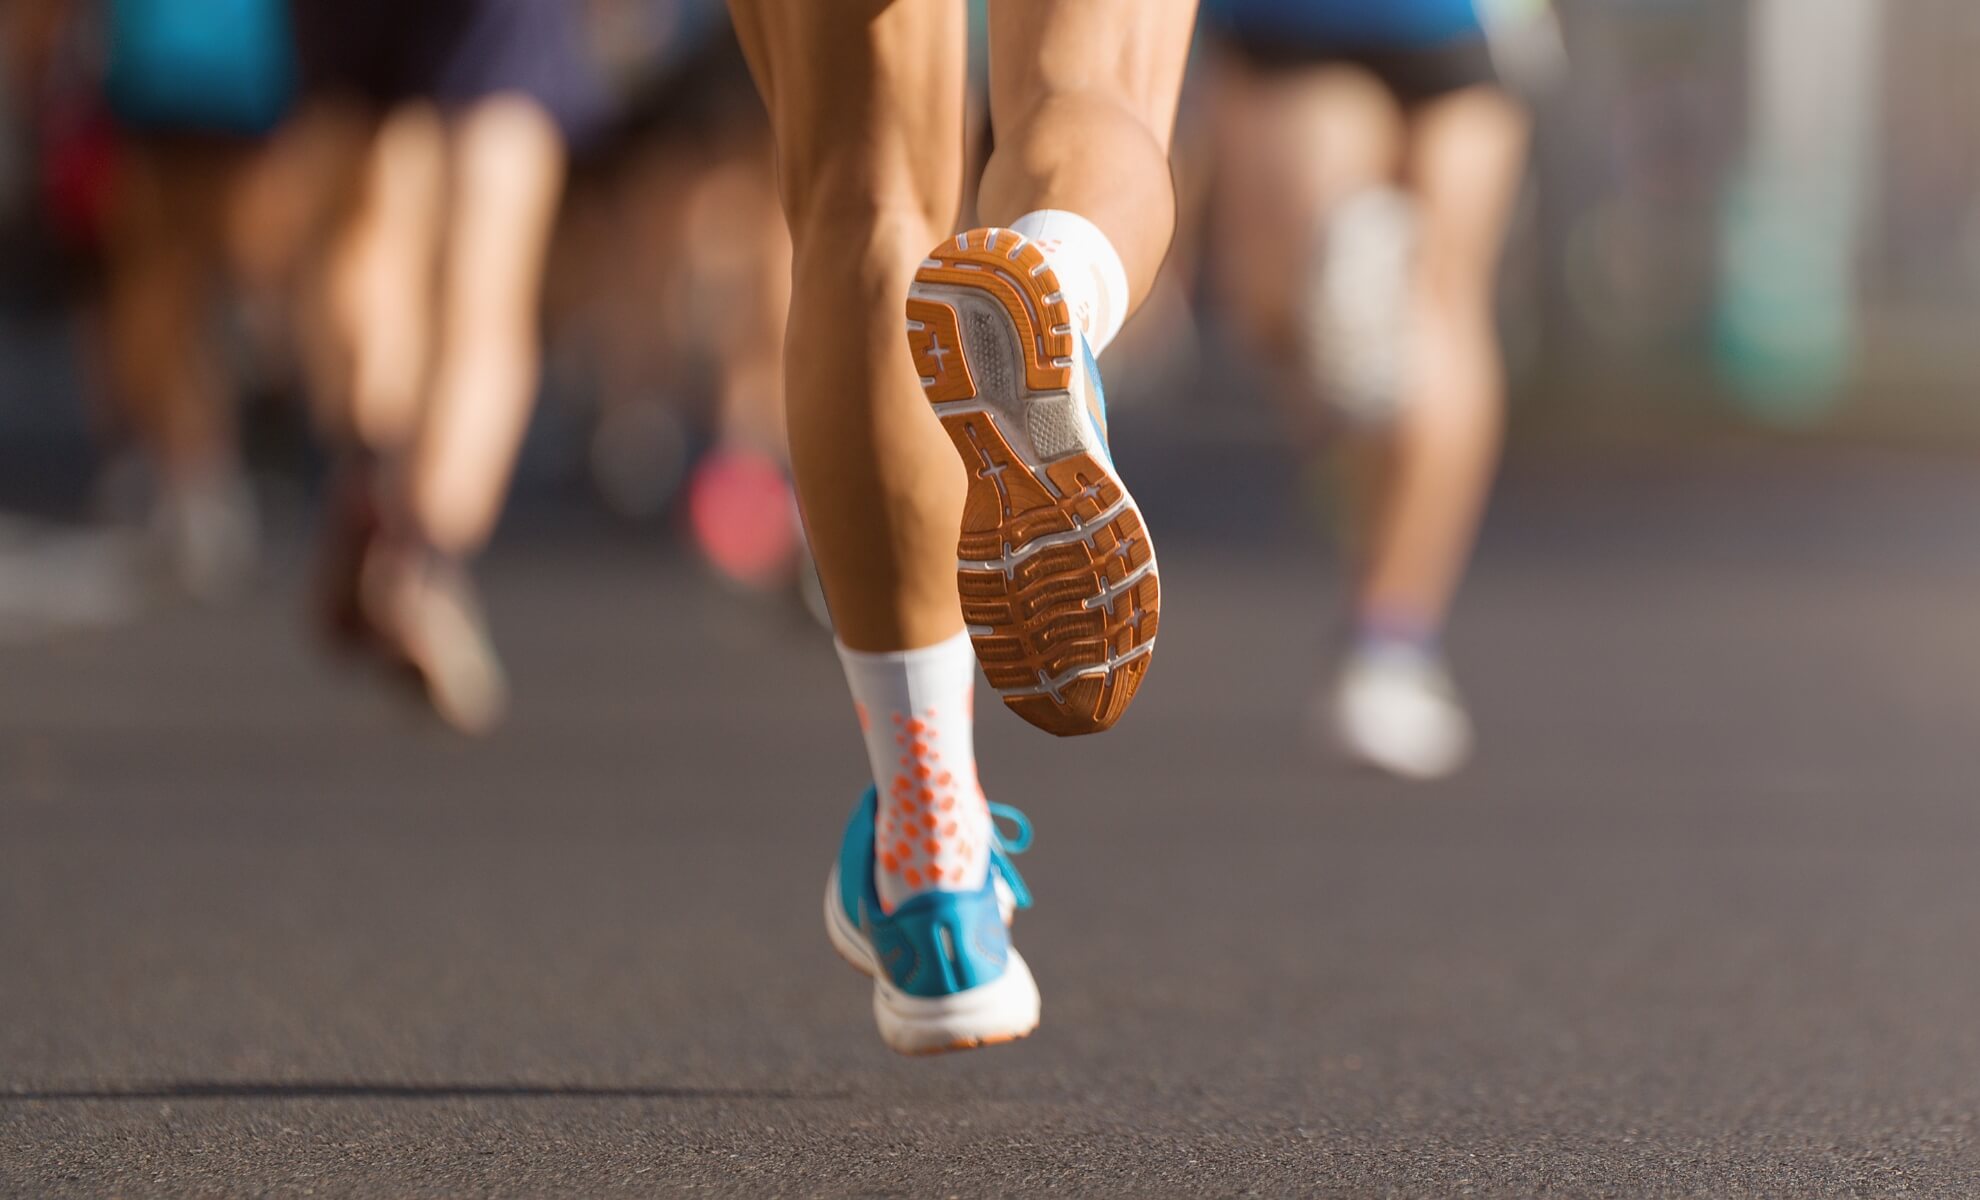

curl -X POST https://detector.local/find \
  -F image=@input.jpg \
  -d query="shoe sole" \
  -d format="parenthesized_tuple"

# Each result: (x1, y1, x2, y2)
(823, 870, 1040, 1056)
(907, 228, 1159, 737)
(1305, 188, 1416, 428)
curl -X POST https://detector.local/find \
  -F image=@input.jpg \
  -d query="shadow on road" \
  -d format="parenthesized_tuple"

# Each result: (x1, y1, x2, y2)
(3, 1081, 846, 1102)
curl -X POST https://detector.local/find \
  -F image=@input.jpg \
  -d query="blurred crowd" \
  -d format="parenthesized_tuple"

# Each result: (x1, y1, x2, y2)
(0, 0, 803, 688)
(2, 0, 1978, 763)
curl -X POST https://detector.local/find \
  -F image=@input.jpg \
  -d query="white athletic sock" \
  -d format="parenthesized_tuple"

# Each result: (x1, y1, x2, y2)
(837, 630, 992, 913)
(1008, 209, 1131, 356)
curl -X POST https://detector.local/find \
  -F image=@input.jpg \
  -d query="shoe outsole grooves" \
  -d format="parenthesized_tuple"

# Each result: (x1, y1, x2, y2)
(907, 228, 1159, 737)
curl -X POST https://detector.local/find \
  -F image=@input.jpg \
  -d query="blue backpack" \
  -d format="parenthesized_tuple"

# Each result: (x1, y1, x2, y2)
(104, 0, 297, 134)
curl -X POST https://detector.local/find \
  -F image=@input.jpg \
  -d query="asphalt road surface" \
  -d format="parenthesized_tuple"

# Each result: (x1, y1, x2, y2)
(5, 444, 1980, 1196)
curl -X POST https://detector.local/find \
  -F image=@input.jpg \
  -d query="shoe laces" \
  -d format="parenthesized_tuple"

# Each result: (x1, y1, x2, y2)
(987, 802, 1034, 910)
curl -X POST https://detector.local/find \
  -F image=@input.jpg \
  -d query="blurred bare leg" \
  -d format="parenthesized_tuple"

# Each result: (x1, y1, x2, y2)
(303, 96, 562, 734)
(222, 116, 343, 364)
(566, 139, 705, 523)
(728, 0, 968, 653)
(407, 96, 565, 555)
(332, 96, 562, 735)
(684, 137, 792, 457)
(101, 139, 261, 598)
(102, 141, 233, 489)
(1198, 54, 1521, 778)
(318, 103, 445, 452)
(1204, 62, 1405, 382)
(1352, 87, 1527, 632)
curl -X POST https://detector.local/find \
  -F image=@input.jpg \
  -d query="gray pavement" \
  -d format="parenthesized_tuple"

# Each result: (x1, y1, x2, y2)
(5, 446, 1980, 1196)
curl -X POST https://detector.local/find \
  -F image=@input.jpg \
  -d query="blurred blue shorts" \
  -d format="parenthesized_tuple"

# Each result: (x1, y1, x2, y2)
(1205, 0, 1488, 48)
(1204, 0, 1501, 105)
(105, 0, 298, 135)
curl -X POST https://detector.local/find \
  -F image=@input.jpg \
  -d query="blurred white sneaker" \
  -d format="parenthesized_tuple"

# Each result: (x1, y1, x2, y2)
(1302, 186, 1417, 429)
(1326, 641, 1473, 781)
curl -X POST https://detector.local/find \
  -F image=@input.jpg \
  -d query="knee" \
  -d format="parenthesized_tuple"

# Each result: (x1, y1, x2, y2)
(779, 148, 958, 277)
(783, 189, 952, 313)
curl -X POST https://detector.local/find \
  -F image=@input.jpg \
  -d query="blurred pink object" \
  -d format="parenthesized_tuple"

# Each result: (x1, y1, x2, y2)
(687, 447, 800, 590)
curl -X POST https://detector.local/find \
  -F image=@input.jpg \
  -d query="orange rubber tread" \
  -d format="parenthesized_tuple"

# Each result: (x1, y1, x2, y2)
(910, 228, 1159, 737)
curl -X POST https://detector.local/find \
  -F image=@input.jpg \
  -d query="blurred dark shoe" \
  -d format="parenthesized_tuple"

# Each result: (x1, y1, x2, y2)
(313, 451, 384, 657)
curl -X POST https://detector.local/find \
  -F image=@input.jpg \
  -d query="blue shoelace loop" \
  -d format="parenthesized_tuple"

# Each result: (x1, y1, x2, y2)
(987, 802, 1034, 910)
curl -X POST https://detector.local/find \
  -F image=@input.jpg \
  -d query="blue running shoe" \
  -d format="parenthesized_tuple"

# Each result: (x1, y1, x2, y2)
(824, 787, 1040, 1054)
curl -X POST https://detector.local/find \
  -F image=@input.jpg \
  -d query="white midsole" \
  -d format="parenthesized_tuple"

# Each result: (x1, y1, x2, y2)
(908, 281, 1094, 480)
(823, 868, 1040, 1053)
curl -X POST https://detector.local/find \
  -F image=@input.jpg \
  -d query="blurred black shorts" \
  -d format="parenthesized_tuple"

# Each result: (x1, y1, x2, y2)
(1217, 33, 1501, 107)
(290, 0, 606, 144)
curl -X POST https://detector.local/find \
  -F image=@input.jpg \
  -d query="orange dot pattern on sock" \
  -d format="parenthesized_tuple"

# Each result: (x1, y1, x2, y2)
(873, 705, 989, 899)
